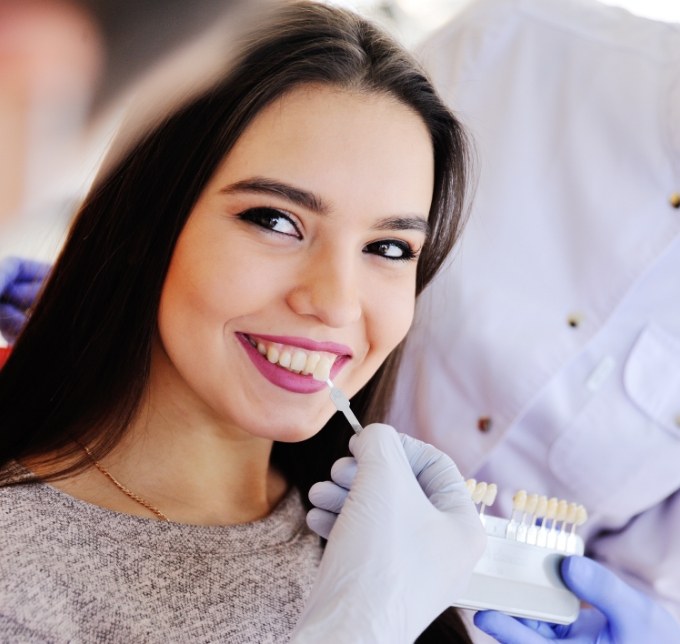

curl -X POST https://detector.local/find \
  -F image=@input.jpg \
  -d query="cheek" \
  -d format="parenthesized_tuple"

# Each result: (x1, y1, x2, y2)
(159, 258, 222, 333)
(156, 233, 243, 360)
(366, 283, 416, 358)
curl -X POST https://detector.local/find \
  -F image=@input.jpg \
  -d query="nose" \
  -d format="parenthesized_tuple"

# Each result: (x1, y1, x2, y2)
(286, 246, 363, 328)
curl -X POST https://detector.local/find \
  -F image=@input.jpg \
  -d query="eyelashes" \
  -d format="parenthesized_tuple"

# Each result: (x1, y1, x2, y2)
(236, 206, 420, 262)
(363, 240, 418, 262)
(237, 207, 301, 238)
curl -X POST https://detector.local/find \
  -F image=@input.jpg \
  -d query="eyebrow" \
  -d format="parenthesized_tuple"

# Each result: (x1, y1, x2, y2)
(373, 216, 430, 236)
(221, 176, 430, 236)
(220, 177, 330, 215)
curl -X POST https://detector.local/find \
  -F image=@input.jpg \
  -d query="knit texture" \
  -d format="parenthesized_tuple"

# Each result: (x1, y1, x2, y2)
(0, 463, 322, 643)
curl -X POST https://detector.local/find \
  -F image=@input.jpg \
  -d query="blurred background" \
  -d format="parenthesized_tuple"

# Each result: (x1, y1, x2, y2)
(1, 0, 678, 267)
(343, 0, 680, 45)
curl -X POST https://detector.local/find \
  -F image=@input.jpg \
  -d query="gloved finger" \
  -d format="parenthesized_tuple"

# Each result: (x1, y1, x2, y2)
(0, 258, 21, 296)
(473, 611, 556, 643)
(348, 423, 412, 473)
(3, 280, 44, 308)
(0, 257, 50, 283)
(349, 423, 414, 493)
(0, 304, 26, 342)
(0, 257, 49, 293)
(308, 480, 349, 514)
(516, 617, 563, 637)
(306, 507, 337, 540)
(17, 259, 50, 282)
(398, 433, 470, 514)
(560, 556, 652, 628)
(350, 424, 475, 516)
(329, 456, 357, 489)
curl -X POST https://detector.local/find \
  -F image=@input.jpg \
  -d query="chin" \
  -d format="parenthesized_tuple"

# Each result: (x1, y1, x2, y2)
(267, 412, 335, 444)
(270, 424, 326, 444)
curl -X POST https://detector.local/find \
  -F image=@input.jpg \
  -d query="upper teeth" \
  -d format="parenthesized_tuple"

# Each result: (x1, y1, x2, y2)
(249, 336, 336, 381)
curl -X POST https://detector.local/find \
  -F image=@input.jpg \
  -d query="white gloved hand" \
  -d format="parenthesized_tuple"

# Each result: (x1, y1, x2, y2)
(290, 423, 486, 644)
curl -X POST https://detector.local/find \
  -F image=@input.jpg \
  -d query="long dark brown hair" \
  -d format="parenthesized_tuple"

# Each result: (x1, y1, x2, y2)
(0, 3, 472, 640)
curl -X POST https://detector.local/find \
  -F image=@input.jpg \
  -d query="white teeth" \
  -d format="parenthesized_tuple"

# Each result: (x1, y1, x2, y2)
(302, 352, 320, 375)
(252, 336, 338, 378)
(278, 350, 292, 369)
(290, 350, 307, 373)
(313, 356, 333, 382)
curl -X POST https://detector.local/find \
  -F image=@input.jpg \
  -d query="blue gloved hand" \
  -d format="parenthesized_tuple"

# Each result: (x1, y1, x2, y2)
(0, 256, 50, 343)
(292, 424, 486, 643)
(474, 555, 680, 643)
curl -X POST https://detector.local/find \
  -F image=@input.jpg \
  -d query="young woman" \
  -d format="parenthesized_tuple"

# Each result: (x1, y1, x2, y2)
(0, 2, 473, 641)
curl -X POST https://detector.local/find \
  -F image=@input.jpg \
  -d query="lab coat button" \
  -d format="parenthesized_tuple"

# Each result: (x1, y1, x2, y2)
(477, 416, 493, 433)
(670, 193, 680, 209)
(567, 313, 583, 328)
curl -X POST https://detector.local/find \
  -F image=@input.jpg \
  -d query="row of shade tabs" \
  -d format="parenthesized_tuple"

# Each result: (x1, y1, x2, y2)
(466, 479, 588, 553)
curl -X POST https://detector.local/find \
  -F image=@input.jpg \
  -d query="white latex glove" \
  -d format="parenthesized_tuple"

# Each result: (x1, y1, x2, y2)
(290, 423, 486, 644)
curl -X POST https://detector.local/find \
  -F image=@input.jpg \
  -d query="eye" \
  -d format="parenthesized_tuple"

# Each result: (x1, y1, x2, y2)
(237, 207, 301, 238)
(363, 239, 418, 262)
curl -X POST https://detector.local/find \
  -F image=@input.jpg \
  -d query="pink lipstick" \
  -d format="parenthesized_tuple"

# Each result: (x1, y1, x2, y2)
(236, 333, 349, 394)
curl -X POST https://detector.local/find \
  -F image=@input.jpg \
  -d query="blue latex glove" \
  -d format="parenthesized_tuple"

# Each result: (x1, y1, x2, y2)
(292, 423, 486, 643)
(474, 555, 680, 643)
(0, 256, 50, 343)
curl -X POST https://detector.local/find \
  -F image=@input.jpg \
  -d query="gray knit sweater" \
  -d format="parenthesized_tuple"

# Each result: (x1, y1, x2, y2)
(0, 463, 322, 643)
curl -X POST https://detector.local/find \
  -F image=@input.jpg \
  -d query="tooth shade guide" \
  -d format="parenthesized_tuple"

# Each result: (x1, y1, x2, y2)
(512, 490, 527, 515)
(479, 483, 497, 523)
(471, 481, 487, 505)
(312, 356, 333, 382)
(452, 486, 588, 625)
(565, 502, 578, 525)
(533, 495, 549, 546)
(464, 482, 587, 552)
(526, 494, 545, 546)
(545, 497, 558, 528)
(525, 494, 538, 516)
(324, 379, 363, 434)
(574, 505, 588, 526)
(516, 493, 538, 542)
(466, 480, 495, 507)
(466, 480, 498, 525)
(555, 500, 568, 523)
(521, 493, 539, 539)
(465, 479, 477, 496)
(505, 489, 525, 539)
(535, 495, 548, 521)
(483, 483, 497, 507)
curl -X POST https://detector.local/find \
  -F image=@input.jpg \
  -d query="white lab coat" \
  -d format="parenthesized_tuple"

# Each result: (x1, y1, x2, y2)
(389, 0, 680, 625)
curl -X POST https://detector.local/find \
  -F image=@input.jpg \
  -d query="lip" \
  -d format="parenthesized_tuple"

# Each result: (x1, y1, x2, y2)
(236, 333, 350, 394)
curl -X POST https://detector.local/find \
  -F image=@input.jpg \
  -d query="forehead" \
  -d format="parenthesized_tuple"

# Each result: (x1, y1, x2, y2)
(209, 84, 435, 215)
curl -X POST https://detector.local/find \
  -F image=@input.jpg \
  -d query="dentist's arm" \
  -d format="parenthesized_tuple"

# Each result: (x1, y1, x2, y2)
(291, 423, 486, 644)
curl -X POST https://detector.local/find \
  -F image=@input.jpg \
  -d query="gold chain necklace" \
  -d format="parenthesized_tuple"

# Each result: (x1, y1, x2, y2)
(81, 444, 169, 521)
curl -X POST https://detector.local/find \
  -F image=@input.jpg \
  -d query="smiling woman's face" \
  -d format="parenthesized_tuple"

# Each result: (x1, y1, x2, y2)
(155, 84, 434, 442)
